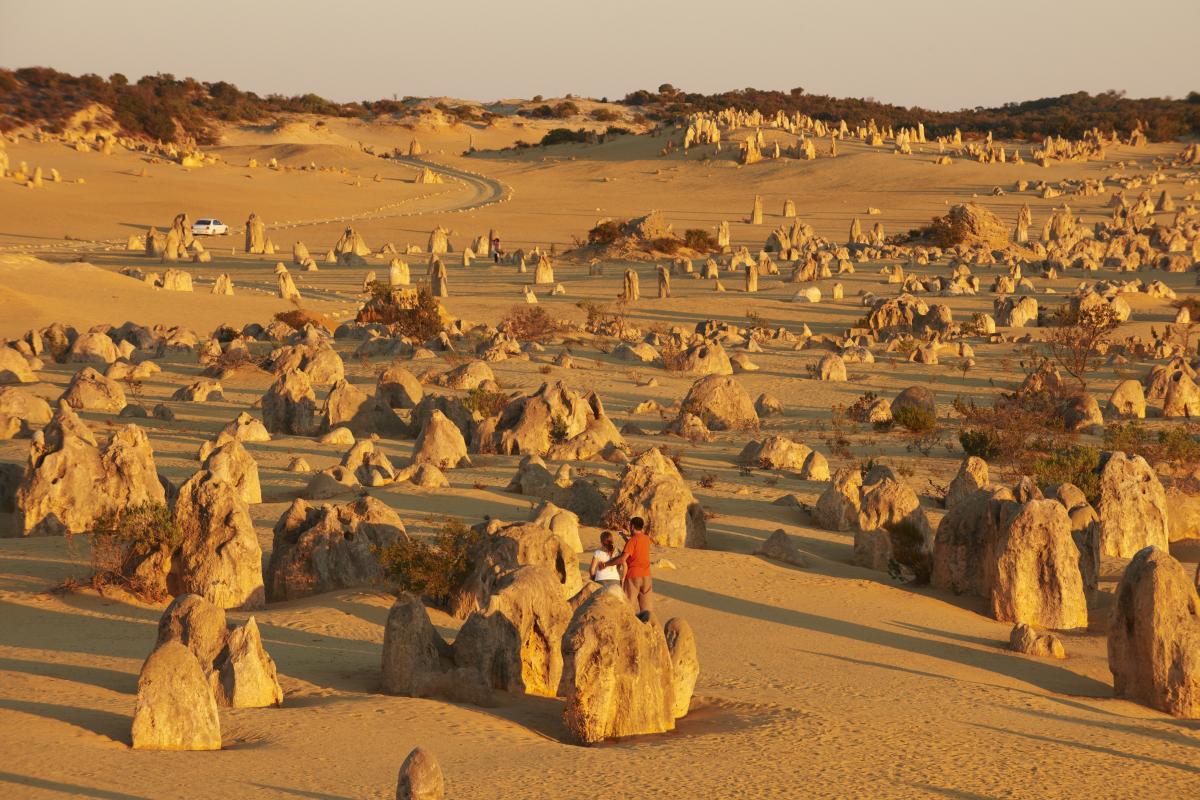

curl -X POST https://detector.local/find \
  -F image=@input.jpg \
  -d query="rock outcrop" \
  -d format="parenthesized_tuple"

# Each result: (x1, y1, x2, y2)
(170, 469, 265, 610)
(606, 448, 706, 548)
(1108, 547, 1200, 717)
(560, 591, 693, 743)
(267, 496, 408, 601)
(17, 405, 166, 536)
(130, 641, 221, 751)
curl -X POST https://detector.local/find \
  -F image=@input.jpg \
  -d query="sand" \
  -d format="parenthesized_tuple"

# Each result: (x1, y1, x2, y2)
(1, 113, 1198, 798)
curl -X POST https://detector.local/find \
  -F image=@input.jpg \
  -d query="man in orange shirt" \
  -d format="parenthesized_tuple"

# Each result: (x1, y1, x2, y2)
(604, 516, 653, 617)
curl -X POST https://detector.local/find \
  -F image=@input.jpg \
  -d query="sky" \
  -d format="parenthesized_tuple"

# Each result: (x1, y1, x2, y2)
(3, 0, 1198, 111)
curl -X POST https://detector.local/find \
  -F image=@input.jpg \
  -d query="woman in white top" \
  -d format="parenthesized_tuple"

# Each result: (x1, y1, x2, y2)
(589, 530, 623, 590)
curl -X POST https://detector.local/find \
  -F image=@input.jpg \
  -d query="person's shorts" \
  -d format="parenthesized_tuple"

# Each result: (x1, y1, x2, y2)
(626, 575, 653, 594)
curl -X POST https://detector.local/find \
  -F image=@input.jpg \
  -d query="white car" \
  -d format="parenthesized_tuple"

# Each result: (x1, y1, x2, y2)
(191, 218, 229, 236)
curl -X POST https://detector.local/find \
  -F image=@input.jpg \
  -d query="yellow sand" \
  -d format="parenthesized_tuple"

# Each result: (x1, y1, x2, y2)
(0, 115, 1197, 798)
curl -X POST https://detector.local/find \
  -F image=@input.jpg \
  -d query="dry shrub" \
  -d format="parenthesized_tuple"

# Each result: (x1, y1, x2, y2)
(377, 517, 482, 611)
(274, 307, 335, 334)
(357, 283, 445, 340)
(498, 305, 568, 342)
(75, 503, 181, 601)
(684, 228, 719, 252)
(1045, 303, 1120, 390)
(587, 220, 626, 246)
(464, 386, 509, 419)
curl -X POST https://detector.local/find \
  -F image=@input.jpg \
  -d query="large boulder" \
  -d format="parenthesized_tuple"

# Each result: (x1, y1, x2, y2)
(396, 748, 445, 800)
(737, 435, 829, 480)
(262, 369, 320, 436)
(0, 387, 53, 434)
(380, 594, 490, 704)
(1093, 452, 1168, 558)
(155, 594, 282, 708)
(321, 378, 402, 436)
(504, 456, 607, 523)
(852, 467, 935, 582)
(170, 469, 265, 610)
(945, 456, 989, 510)
(989, 499, 1088, 630)
(529, 501, 582, 553)
(678, 342, 733, 375)
(130, 641, 221, 750)
(17, 406, 166, 536)
(664, 617, 699, 719)
(266, 496, 408, 601)
(452, 565, 571, 696)
(458, 521, 583, 616)
(929, 203, 1009, 249)
(66, 331, 119, 365)
(1108, 547, 1200, 717)
(0, 347, 36, 384)
(931, 487, 1013, 596)
(560, 591, 680, 743)
(606, 447, 706, 548)
(378, 362, 424, 408)
(201, 438, 261, 505)
(265, 342, 345, 385)
(489, 382, 623, 459)
(381, 593, 453, 697)
(412, 409, 471, 469)
(678, 375, 758, 432)
(60, 367, 126, 412)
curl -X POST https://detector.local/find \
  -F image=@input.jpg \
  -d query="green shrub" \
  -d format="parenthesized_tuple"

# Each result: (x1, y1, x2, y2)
(893, 404, 936, 433)
(587, 220, 626, 246)
(683, 228, 719, 252)
(378, 517, 482, 610)
(647, 237, 681, 254)
(1029, 445, 1101, 504)
(84, 503, 181, 600)
(959, 429, 1002, 460)
(464, 386, 508, 419)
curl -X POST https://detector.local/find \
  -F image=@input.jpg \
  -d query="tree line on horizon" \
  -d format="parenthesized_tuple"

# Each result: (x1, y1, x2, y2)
(1, 67, 1196, 146)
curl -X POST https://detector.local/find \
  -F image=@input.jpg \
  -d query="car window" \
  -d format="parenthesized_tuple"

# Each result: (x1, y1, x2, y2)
(212, 220, 222, 226)
(196, 219, 211, 225)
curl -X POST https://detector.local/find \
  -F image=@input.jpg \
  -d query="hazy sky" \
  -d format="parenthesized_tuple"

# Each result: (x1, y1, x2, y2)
(3, 0, 1197, 110)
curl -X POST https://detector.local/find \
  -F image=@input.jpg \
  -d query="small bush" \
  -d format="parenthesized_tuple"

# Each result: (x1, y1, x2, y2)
(549, 414, 570, 444)
(274, 307, 334, 333)
(377, 517, 482, 610)
(498, 305, 567, 342)
(464, 386, 508, 418)
(82, 503, 181, 601)
(697, 473, 717, 489)
(358, 284, 444, 340)
(683, 228, 719, 252)
(1029, 445, 1101, 504)
(587, 220, 626, 246)
(960, 429, 1002, 460)
(647, 237, 681, 254)
(893, 405, 936, 433)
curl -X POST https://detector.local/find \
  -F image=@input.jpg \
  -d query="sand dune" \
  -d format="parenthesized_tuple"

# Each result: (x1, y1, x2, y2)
(1, 109, 1198, 799)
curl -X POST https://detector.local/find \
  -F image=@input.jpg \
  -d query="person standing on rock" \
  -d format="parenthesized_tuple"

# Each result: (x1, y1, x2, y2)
(492, 237, 502, 264)
(589, 530, 624, 592)
(605, 516, 653, 619)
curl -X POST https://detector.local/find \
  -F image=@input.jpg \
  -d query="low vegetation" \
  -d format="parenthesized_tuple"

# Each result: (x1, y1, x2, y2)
(377, 517, 482, 611)
(72, 503, 181, 601)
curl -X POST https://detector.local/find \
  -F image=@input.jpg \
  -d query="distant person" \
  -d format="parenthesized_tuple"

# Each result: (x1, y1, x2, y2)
(492, 237, 501, 263)
(589, 530, 623, 591)
(604, 516, 653, 619)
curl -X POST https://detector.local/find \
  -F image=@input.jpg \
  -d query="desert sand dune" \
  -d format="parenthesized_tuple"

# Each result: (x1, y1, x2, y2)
(2, 87, 1200, 800)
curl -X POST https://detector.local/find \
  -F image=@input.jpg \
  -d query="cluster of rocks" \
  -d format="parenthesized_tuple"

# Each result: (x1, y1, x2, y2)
(381, 515, 698, 743)
(131, 593, 282, 750)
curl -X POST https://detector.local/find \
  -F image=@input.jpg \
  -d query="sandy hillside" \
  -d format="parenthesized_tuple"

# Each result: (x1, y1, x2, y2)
(1, 113, 1199, 799)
